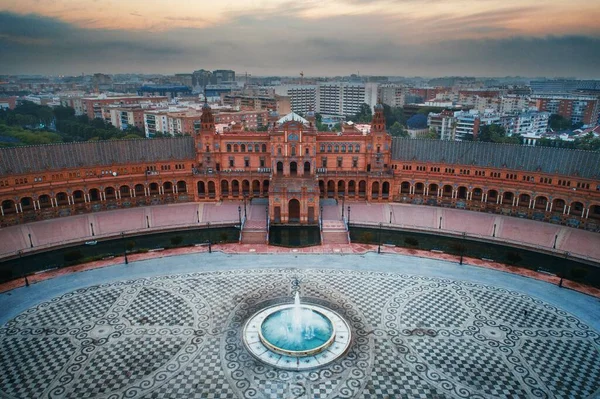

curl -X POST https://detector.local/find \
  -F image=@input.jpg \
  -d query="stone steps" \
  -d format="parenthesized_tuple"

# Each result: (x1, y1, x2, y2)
(322, 231, 349, 244)
(241, 231, 267, 244)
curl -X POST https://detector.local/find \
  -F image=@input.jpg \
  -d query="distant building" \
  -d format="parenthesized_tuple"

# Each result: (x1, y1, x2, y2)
(81, 95, 168, 119)
(0, 97, 17, 110)
(138, 85, 192, 99)
(274, 85, 317, 115)
(428, 110, 456, 140)
(104, 105, 147, 131)
(211, 70, 235, 84)
(378, 85, 407, 107)
(317, 82, 378, 117)
(532, 94, 599, 126)
(453, 110, 500, 141)
(530, 79, 600, 93)
(500, 111, 549, 137)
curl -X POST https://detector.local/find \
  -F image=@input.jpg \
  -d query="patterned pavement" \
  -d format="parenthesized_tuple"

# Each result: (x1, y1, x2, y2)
(1, 268, 599, 399)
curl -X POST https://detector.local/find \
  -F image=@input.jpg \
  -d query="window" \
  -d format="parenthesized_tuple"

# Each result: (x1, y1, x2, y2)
(322, 157, 327, 168)
(377, 146, 381, 153)
(244, 159, 250, 168)
(540, 177, 552, 184)
(352, 157, 358, 168)
(327, 145, 332, 152)
(403, 165, 412, 171)
(255, 144, 260, 152)
(278, 147, 282, 155)
(522, 175, 534, 182)
(248, 145, 253, 152)
(475, 170, 485, 176)
(348, 144, 353, 152)
(491, 172, 501, 178)
(305, 147, 309, 155)
(320, 144, 325, 152)
(430, 166, 440, 173)
(355, 145, 360, 152)
(444, 168, 455, 174)
(337, 157, 343, 168)
(460, 169, 470, 175)
(229, 158, 234, 167)
(227, 144, 232, 152)
(233, 144, 239, 152)
(241, 144, 246, 152)
(262, 144, 267, 152)
(416, 166, 426, 171)
(260, 158, 265, 167)
(341, 145, 346, 153)
(291, 146, 296, 156)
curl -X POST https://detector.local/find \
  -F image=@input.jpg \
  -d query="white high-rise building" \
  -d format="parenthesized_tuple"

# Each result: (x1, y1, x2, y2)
(273, 85, 317, 115)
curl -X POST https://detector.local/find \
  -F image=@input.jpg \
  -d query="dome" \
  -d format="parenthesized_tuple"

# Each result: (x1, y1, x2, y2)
(407, 114, 428, 129)
(374, 103, 384, 111)
(202, 102, 211, 111)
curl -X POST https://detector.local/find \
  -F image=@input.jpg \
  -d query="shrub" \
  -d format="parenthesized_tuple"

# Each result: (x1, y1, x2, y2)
(126, 240, 136, 251)
(404, 237, 419, 247)
(64, 250, 83, 263)
(505, 251, 522, 265)
(220, 232, 229, 242)
(570, 268, 588, 280)
(359, 232, 374, 244)
(170, 236, 184, 246)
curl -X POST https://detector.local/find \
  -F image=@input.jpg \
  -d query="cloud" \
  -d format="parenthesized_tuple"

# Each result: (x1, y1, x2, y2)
(0, 11, 599, 78)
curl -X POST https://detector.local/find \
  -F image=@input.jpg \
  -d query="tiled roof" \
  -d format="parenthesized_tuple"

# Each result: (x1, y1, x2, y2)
(391, 138, 600, 180)
(0, 137, 195, 176)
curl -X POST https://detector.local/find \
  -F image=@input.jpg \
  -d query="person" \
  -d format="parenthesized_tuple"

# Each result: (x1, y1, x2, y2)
(558, 277, 563, 288)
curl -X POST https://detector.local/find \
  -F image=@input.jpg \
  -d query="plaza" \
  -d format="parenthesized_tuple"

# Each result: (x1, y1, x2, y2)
(1, 253, 599, 398)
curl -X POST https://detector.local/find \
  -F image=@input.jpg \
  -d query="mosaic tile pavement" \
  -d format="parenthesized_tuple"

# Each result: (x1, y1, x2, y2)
(1, 268, 599, 398)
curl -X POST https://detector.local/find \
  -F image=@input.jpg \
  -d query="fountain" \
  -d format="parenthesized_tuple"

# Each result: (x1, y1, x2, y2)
(243, 291, 351, 370)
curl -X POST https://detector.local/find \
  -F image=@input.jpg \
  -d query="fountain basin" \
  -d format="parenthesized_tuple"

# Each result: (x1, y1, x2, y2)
(259, 305, 335, 357)
(243, 302, 352, 371)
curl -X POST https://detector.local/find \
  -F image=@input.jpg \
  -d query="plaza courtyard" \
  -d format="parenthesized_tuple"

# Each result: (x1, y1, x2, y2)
(0, 253, 599, 398)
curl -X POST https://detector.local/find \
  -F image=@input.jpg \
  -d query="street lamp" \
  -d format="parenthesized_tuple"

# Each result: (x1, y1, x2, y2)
(389, 211, 392, 224)
(121, 232, 128, 265)
(439, 216, 442, 229)
(347, 206, 351, 225)
(493, 223, 496, 237)
(238, 206, 242, 227)
(19, 250, 29, 287)
(378, 222, 383, 254)
(553, 234, 558, 249)
(243, 194, 247, 218)
(341, 195, 345, 218)
(265, 206, 268, 229)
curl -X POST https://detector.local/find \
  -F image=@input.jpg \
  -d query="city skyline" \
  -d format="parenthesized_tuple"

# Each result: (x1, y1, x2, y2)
(1, 0, 600, 78)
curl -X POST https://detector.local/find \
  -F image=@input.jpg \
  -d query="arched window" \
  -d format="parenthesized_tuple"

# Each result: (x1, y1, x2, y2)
(327, 145, 332, 152)
(262, 144, 267, 152)
(355, 145, 360, 152)
(334, 145, 339, 152)
(233, 144, 239, 152)
(291, 146, 296, 156)
(348, 144, 353, 152)
(255, 144, 260, 152)
(320, 144, 325, 152)
(227, 144, 232, 152)
(278, 147, 282, 155)
(341, 145, 346, 152)
(248, 144, 253, 152)
(241, 144, 246, 152)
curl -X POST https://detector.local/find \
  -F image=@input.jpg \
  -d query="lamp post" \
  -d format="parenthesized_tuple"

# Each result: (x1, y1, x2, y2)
(320, 205, 324, 231)
(243, 194, 247, 218)
(459, 232, 466, 265)
(347, 206, 351, 225)
(197, 210, 200, 223)
(389, 211, 392, 224)
(19, 250, 29, 287)
(265, 206, 268, 229)
(493, 223, 496, 237)
(238, 206, 242, 228)
(378, 222, 382, 254)
(341, 195, 345, 218)
(121, 232, 128, 265)
(553, 234, 558, 249)
(439, 216, 442, 229)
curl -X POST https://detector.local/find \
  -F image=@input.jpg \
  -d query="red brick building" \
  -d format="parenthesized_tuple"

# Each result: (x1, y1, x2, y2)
(1, 103, 599, 230)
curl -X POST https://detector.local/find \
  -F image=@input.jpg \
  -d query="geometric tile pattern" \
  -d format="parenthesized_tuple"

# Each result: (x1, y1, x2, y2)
(0, 267, 599, 398)
(521, 339, 600, 398)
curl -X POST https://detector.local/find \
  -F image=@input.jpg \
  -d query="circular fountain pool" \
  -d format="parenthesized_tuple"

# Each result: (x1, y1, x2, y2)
(243, 294, 352, 370)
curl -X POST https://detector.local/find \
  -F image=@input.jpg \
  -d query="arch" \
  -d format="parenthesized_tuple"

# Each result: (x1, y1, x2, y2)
(442, 184, 453, 198)
(242, 179, 250, 195)
(1, 199, 15, 214)
(358, 180, 366, 198)
(276, 161, 284, 176)
(198, 181, 206, 196)
(534, 195, 548, 210)
(221, 180, 229, 195)
(38, 194, 51, 209)
(589, 204, 600, 220)
(134, 184, 145, 196)
(348, 180, 356, 196)
(518, 193, 531, 207)
(457, 186, 467, 200)
(163, 181, 173, 193)
(429, 183, 439, 196)
(487, 189, 498, 201)
(241, 144, 246, 152)
(207, 181, 216, 197)
(262, 144, 267, 152)
(149, 183, 159, 195)
(56, 192, 69, 206)
(372, 181, 380, 199)
(89, 188, 101, 201)
(176, 180, 187, 193)
(233, 144, 239, 152)
(552, 198, 566, 212)
(20, 196, 34, 211)
(414, 182, 425, 195)
(288, 199, 300, 222)
(291, 146, 296, 156)
(319, 180, 325, 198)
(231, 180, 240, 196)
(337, 180, 345, 195)
(255, 144, 260, 152)
(117, 185, 130, 199)
(400, 181, 411, 194)
(503, 191, 514, 205)
(327, 180, 335, 198)
(252, 180, 260, 196)
(105, 186, 116, 200)
(334, 145, 339, 152)
(290, 161, 298, 176)
(73, 189, 86, 203)
(382, 181, 390, 198)
(304, 161, 311, 177)
(472, 187, 483, 201)
(263, 180, 270, 194)
(227, 144, 232, 152)
(571, 201, 584, 216)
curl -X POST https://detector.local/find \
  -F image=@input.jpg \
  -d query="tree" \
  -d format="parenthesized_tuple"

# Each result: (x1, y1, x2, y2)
(420, 127, 439, 139)
(477, 124, 520, 144)
(331, 122, 342, 132)
(548, 114, 572, 131)
(353, 103, 372, 123)
(574, 133, 600, 151)
(389, 121, 408, 137)
(382, 104, 406, 128)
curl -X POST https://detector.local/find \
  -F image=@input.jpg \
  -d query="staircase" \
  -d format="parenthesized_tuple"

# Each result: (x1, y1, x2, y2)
(321, 204, 350, 245)
(241, 203, 268, 244)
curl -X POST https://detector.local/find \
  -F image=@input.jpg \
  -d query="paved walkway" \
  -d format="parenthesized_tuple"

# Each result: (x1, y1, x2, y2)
(2, 202, 598, 263)
(1, 253, 599, 398)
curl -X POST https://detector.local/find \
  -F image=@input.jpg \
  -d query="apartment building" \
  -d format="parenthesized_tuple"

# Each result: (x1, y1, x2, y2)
(274, 85, 317, 114)
(81, 95, 168, 119)
(532, 94, 599, 126)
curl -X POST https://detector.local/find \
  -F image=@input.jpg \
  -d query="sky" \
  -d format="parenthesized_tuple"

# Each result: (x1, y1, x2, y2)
(1, 0, 599, 78)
